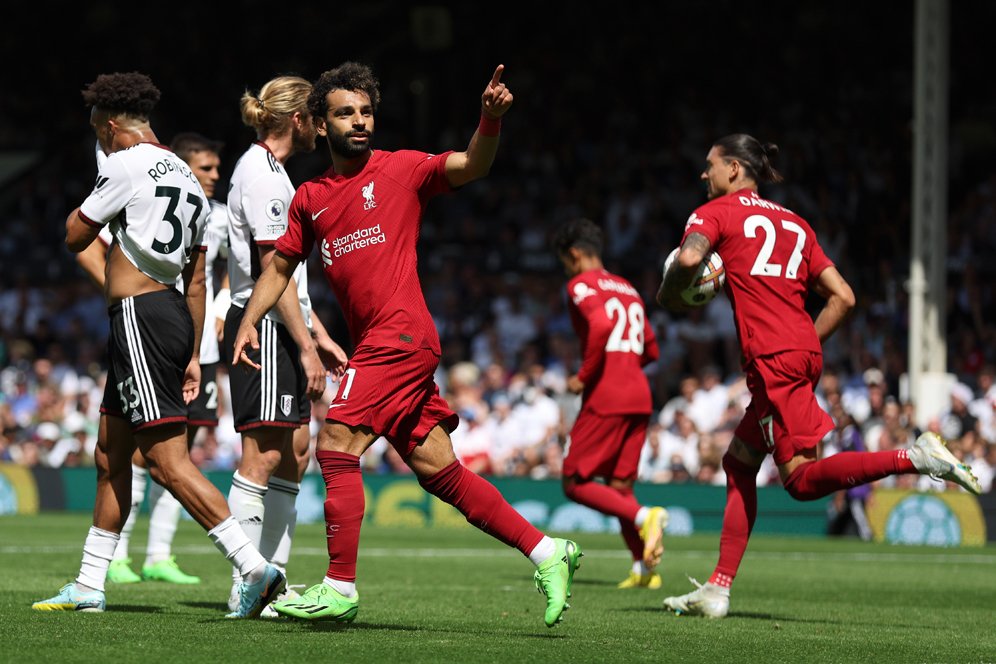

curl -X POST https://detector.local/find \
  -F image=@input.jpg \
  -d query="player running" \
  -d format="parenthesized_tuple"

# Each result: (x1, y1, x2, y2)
(552, 218, 669, 589)
(231, 62, 582, 628)
(657, 133, 982, 618)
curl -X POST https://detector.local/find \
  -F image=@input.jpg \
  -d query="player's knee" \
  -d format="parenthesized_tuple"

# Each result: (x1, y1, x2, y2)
(781, 464, 818, 501)
(721, 450, 758, 479)
(145, 459, 172, 489)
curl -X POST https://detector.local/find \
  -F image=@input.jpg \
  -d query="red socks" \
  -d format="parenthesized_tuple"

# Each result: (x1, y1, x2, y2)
(709, 448, 917, 588)
(783, 450, 915, 501)
(317, 450, 365, 582)
(420, 460, 544, 555)
(711, 453, 758, 587)
(612, 485, 646, 561)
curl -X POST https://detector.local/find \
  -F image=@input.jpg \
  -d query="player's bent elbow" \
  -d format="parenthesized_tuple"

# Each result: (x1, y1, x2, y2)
(65, 235, 87, 254)
(838, 285, 857, 313)
(676, 249, 703, 271)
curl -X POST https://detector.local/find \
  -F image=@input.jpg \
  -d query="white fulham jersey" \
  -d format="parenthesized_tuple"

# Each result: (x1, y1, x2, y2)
(93, 144, 223, 362)
(227, 142, 312, 328)
(81, 143, 209, 285)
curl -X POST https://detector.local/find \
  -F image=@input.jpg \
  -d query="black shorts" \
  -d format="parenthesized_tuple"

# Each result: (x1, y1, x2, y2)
(100, 289, 193, 431)
(187, 362, 219, 427)
(224, 305, 310, 433)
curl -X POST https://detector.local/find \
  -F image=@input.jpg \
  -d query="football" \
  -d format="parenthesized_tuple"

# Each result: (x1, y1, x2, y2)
(663, 247, 726, 306)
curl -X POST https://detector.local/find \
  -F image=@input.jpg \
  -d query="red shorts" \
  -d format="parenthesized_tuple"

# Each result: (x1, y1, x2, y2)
(325, 346, 458, 457)
(562, 410, 648, 481)
(734, 350, 834, 465)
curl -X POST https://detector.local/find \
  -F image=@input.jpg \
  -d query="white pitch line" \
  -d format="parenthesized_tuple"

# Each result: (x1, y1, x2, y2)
(3, 545, 995, 565)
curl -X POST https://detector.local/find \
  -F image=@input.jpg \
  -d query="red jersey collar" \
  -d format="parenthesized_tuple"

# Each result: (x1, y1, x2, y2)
(325, 150, 377, 181)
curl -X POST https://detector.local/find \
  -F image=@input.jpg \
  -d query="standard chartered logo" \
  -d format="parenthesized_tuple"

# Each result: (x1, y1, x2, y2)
(327, 224, 386, 262)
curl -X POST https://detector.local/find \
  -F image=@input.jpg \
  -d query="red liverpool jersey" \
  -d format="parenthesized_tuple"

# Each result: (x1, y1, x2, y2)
(567, 269, 659, 415)
(276, 149, 453, 353)
(682, 188, 833, 364)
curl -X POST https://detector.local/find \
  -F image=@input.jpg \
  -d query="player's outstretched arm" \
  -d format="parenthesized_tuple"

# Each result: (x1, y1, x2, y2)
(811, 266, 856, 342)
(231, 251, 298, 370)
(657, 233, 711, 311)
(445, 65, 513, 188)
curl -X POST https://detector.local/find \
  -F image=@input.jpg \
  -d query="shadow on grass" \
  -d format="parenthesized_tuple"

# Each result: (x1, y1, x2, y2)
(571, 578, 620, 588)
(180, 601, 228, 611)
(615, 605, 669, 614)
(107, 605, 165, 614)
(280, 621, 568, 639)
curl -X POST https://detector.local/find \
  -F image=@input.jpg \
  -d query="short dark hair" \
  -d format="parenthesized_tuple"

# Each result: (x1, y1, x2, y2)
(713, 133, 783, 184)
(551, 218, 603, 258)
(170, 132, 223, 163)
(81, 72, 160, 118)
(308, 62, 381, 118)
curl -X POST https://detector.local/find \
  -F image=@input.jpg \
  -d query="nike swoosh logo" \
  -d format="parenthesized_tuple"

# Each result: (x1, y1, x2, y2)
(312, 206, 329, 221)
(328, 403, 347, 408)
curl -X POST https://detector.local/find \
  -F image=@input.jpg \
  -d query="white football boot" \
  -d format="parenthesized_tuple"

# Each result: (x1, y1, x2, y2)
(908, 432, 982, 495)
(662, 577, 729, 618)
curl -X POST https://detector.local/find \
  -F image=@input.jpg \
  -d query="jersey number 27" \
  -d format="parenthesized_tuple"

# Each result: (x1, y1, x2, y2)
(744, 214, 806, 279)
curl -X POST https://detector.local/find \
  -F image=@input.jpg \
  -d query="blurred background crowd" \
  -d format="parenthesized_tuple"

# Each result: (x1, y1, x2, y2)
(2, 3, 994, 503)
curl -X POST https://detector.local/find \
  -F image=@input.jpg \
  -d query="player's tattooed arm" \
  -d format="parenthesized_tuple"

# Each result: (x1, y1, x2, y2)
(656, 232, 711, 310)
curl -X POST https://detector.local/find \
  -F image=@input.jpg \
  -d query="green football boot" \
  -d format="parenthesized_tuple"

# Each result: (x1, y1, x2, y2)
(272, 582, 359, 622)
(533, 538, 583, 627)
(141, 556, 201, 584)
(107, 558, 141, 584)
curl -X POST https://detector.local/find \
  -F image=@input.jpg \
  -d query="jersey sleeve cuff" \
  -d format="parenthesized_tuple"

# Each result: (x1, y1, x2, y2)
(78, 210, 103, 229)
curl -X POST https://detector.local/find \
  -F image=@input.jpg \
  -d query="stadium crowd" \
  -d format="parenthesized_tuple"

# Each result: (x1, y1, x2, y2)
(2, 153, 994, 497)
(2, 5, 995, 499)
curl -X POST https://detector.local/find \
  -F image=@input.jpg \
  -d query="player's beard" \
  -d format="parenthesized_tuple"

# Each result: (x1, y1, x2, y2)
(328, 129, 373, 159)
(292, 123, 317, 154)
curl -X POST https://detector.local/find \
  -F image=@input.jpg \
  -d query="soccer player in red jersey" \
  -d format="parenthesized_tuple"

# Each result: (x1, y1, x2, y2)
(656, 134, 982, 618)
(230, 62, 582, 628)
(552, 218, 670, 589)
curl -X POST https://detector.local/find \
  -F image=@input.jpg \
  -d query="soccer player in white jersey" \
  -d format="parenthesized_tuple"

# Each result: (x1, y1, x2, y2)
(32, 72, 283, 618)
(77, 134, 230, 586)
(224, 75, 347, 612)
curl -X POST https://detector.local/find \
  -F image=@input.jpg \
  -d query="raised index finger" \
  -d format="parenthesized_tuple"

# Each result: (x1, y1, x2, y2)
(489, 64, 505, 87)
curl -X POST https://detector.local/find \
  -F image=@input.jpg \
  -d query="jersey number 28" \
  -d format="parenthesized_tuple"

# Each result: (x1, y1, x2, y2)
(604, 297, 645, 355)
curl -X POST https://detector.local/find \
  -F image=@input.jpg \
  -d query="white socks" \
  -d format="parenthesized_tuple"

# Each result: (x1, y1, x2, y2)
(260, 477, 299, 576)
(324, 576, 357, 599)
(634, 506, 649, 529)
(145, 481, 182, 566)
(77, 527, 119, 592)
(527, 536, 557, 566)
(112, 464, 147, 561)
(227, 470, 267, 583)
(632, 560, 651, 575)
(208, 516, 266, 581)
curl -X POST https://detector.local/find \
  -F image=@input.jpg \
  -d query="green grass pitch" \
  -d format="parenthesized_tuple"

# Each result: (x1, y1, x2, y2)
(2, 513, 994, 663)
